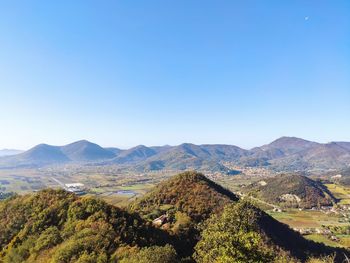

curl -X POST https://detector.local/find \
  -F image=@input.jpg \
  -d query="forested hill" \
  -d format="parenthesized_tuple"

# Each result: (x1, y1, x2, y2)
(0, 172, 348, 262)
(243, 174, 337, 208)
(130, 171, 239, 222)
(0, 189, 171, 262)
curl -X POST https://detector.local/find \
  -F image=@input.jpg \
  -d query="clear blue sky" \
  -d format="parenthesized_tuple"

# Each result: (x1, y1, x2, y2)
(0, 1, 349, 150)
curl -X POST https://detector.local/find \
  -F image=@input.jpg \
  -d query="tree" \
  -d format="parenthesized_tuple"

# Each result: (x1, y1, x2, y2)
(194, 200, 274, 263)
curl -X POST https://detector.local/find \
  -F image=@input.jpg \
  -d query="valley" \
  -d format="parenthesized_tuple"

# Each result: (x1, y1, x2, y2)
(1, 163, 350, 251)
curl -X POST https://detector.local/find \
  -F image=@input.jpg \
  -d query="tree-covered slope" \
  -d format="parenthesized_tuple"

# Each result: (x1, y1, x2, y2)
(243, 174, 337, 208)
(0, 189, 170, 263)
(194, 200, 348, 263)
(130, 171, 238, 223)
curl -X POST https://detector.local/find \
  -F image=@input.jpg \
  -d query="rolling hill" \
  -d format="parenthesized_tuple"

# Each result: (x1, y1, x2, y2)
(112, 145, 158, 164)
(130, 171, 239, 222)
(243, 174, 337, 208)
(0, 144, 70, 168)
(0, 137, 350, 172)
(259, 137, 320, 155)
(239, 137, 350, 172)
(133, 143, 247, 173)
(0, 141, 117, 168)
(239, 137, 320, 168)
(61, 140, 115, 161)
(269, 142, 350, 171)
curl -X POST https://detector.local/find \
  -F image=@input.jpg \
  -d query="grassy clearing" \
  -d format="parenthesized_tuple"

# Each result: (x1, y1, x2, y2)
(98, 194, 131, 207)
(339, 235, 350, 247)
(305, 234, 341, 247)
(119, 184, 155, 190)
(325, 183, 350, 205)
(305, 234, 350, 248)
(268, 209, 346, 228)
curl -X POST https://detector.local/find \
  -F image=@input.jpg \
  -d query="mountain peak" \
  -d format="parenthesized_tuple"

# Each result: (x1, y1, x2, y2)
(270, 136, 312, 145)
(61, 140, 115, 161)
(261, 137, 318, 154)
(130, 171, 238, 222)
(20, 144, 69, 163)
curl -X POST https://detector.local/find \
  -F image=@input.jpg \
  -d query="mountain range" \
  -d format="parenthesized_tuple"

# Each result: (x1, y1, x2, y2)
(1, 137, 350, 173)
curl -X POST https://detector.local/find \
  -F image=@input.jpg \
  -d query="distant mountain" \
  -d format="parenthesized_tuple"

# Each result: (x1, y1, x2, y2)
(0, 140, 117, 168)
(61, 140, 115, 161)
(104, 147, 123, 155)
(239, 137, 320, 167)
(111, 145, 158, 164)
(237, 137, 350, 172)
(333, 142, 350, 151)
(243, 174, 337, 208)
(20, 144, 69, 162)
(0, 137, 350, 172)
(134, 143, 246, 173)
(259, 137, 319, 155)
(0, 149, 23, 157)
(269, 142, 350, 171)
(334, 168, 350, 186)
(0, 144, 70, 168)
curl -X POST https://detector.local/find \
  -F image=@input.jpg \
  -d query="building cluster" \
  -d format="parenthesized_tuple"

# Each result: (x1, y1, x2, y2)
(64, 183, 86, 195)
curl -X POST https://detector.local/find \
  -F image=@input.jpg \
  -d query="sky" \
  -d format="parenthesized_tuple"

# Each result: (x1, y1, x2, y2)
(0, 1, 349, 150)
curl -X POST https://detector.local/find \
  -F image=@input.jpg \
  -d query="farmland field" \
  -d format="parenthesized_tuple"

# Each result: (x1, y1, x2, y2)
(325, 183, 350, 205)
(268, 209, 348, 228)
(305, 234, 341, 247)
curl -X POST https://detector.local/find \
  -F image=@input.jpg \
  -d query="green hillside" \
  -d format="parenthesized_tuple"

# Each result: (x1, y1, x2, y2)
(130, 171, 238, 222)
(0, 189, 170, 263)
(243, 174, 337, 208)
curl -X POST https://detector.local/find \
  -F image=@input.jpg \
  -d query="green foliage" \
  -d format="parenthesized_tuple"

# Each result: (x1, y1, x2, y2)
(0, 189, 171, 263)
(194, 200, 276, 263)
(306, 254, 336, 263)
(130, 171, 237, 223)
(119, 244, 178, 263)
(33, 226, 62, 253)
(3, 236, 36, 263)
(172, 211, 192, 235)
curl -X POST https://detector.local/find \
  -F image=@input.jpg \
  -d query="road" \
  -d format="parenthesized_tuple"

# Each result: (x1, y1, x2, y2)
(51, 177, 65, 188)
